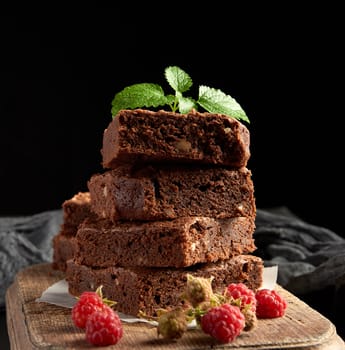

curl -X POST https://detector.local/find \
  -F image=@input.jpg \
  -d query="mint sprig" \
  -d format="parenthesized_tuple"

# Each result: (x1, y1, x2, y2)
(111, 66, 249, 123)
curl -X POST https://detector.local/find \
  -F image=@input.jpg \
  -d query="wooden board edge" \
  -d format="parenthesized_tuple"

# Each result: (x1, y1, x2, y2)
(5, 263, 345, 350)
(6, 282, 36, 350)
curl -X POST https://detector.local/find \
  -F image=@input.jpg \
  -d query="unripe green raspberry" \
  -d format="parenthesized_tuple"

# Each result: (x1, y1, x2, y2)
(157, 307, 188, 340)
(184, 274, 214, 307)
(242, 307, 257, 331)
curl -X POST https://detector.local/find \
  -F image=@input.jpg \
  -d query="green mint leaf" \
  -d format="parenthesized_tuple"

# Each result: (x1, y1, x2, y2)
(111, 83, 168, 117)
(165, 94, 176, 105)
(165, 94, 179, 112)
(165, 66, 193, 93)
(197, 85, 250, 123)
(110, 66, 250, 123)
(177, 96, 197, 114)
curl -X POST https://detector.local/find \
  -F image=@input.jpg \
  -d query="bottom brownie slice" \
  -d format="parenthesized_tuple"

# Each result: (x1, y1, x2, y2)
(66, 255, 263, 317)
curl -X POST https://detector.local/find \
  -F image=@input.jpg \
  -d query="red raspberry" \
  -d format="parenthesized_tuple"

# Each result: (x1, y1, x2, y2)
(85, 306, 123, 346)
(255, 289, 287, 318)
(72, 291, 106, 329)
(225, 283, 257, 312)
(200, 304, 245, 343)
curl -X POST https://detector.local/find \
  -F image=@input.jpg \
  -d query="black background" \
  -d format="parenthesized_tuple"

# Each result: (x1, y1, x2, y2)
(1, 10, 344, 238)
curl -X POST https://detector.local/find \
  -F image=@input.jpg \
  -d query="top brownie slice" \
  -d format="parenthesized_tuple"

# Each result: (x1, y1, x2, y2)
(101, 109, 250, 168)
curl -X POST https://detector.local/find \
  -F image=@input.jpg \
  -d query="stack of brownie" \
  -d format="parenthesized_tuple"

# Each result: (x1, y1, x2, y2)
(52, 192, 94, 272)
(53, 109, 264, 317)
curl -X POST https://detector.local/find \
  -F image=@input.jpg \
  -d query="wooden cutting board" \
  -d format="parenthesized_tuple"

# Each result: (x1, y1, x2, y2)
(5, 263, 345, 350)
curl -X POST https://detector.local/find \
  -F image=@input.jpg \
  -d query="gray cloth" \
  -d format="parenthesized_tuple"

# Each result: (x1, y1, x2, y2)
(1, 207, 345, 309)
(0, 210, 63, 307)
(254, 207, 345, 294)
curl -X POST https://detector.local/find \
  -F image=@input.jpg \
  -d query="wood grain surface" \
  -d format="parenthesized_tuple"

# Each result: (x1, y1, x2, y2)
(5, 263, 345, 350)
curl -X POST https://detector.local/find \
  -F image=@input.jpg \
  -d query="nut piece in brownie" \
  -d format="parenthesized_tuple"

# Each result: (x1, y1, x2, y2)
(101, 109, 250, 168)
(52, 192, 95, 271)
(74, 216, 256, 268)
(88, 164, 255, 221)
(66, 255, 263, 318)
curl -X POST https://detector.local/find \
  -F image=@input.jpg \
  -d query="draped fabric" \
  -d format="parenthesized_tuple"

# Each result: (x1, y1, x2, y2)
(0, 210, 63, 308)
